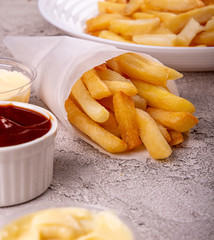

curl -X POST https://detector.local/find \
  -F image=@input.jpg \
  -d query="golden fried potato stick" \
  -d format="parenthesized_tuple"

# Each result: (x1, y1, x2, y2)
(145, 10, 176, 25)
(151, 25, 174, 34)
(165, 5, 214, 34)
(103, 80, 138, 96)
(131, 12, 156, 19)
(98, 96, 114, 112)
(115, 53, 169, 86)
(133, 33, 177, 46)
(132, 94, 147, 110)
(81, 68, 112, 100)
(98, 1, 126, 13)
(192, 29, 214, 46)
(99, 110, 121, 137)
(65, 98, 127, 153)
(98, 30, 134, 43)
(175, 18, 204, 46)
(136, 108, 172, 159)
(125, 52, 183, 81)
(205, 16, 214, 30)
(71, 78, 110, 123)
(156, 121, 171, 143)
(109, 18, 160, 36)
(147, 107, 199, 132)
(106, 57, 123, 74)
(113, 91, 142, 150)
(145, 0, 204, 12)
(96, 68, 130, 82)
(123, 0, 144, 15)
(132, 80, 196, 113)
(86, 13, 126, 32)
(94, 63, 108, 71)
(168, 130, 184, 146)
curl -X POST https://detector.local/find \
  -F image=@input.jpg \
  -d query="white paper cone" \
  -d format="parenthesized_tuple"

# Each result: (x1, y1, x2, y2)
(4, 36, 178, 161)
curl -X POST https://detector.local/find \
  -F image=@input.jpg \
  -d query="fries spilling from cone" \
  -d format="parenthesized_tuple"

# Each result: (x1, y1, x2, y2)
(65, 53, 199, 159)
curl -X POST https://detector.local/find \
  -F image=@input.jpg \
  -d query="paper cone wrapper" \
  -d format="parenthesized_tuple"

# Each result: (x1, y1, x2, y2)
(4, 36, 179, 161)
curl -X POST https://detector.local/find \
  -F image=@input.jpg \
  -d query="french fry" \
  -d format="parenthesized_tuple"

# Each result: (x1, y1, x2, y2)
(98, 1, 126, 13)
(132, 94, 147, 110)
(81, 68, 112, 99)
(165, 5, 214, 33)
(99, 110, 121, 137)
(133, 33, 177, 46)
(145, 0, 204, 12)
(113, 91, 142, 150)
(106, 57, 123, 74)
(192, 29, 214, 46)
(94, 63, 108, 71)
(96, 67, 130, 82)
(86, 13, 126, 32)
(168, 130, 184, 146)
(132, 80, 196, 113)
(98, 96, 114, 112)
(175, 17, 204, 46)
(156, 121, 171, 143)
(65, 98, 127, 153)
(147, 107, 199, 132)
(109, 18, 160, 36)
(71, 78, 110, 123)
(146, 10, 177, 25)
(98, 30, 134, 43)
(131, 12, 156, 19)
(205, 16, 214, 30)
(123, 0, 144, 15)
(134, 55, 183, 80)
(115, 53, 169, 86)
(136, 108, 172, 159)
(124, 52, 183, 81)
(151, 25, 174, 34)
(103, 80, 138, 96)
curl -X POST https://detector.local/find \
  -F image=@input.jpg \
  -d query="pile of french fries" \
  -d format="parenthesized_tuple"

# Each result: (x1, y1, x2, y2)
(65, 53, 199, 159)
(85, 0, 214, 47)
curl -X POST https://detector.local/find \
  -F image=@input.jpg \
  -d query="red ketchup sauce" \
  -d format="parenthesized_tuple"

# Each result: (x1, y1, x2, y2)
(0, 105, 51, 147)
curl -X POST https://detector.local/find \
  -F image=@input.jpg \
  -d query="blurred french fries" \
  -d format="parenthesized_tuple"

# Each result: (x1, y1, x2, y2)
(65, 53, 199, 159)
(85, 0, 214, 47)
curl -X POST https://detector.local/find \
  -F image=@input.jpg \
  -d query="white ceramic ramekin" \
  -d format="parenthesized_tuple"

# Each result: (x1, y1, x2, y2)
(0, 57, 36, 102)
(0, 202, 141, 240)
(0, 101, 58, 207)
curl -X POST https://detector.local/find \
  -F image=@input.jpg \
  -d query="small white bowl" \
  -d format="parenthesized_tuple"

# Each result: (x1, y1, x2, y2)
(0, 203, 141, 240)
(0, 101, 58, 207)
(0, 57, 36, 102)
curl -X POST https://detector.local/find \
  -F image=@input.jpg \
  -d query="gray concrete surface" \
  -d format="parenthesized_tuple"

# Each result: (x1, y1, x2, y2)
(0, 0, 214, 239)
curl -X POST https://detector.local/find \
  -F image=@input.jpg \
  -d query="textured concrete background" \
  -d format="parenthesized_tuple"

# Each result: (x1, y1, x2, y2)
(0, 0, 214, 239)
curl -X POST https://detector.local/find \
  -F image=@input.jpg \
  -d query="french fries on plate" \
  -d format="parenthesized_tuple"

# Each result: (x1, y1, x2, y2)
(85, 0, 214, 47)
(65, 53, 199, 159)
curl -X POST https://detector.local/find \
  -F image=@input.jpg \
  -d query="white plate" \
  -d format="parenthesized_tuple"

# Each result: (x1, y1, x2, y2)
(38, 0, 214, 72)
